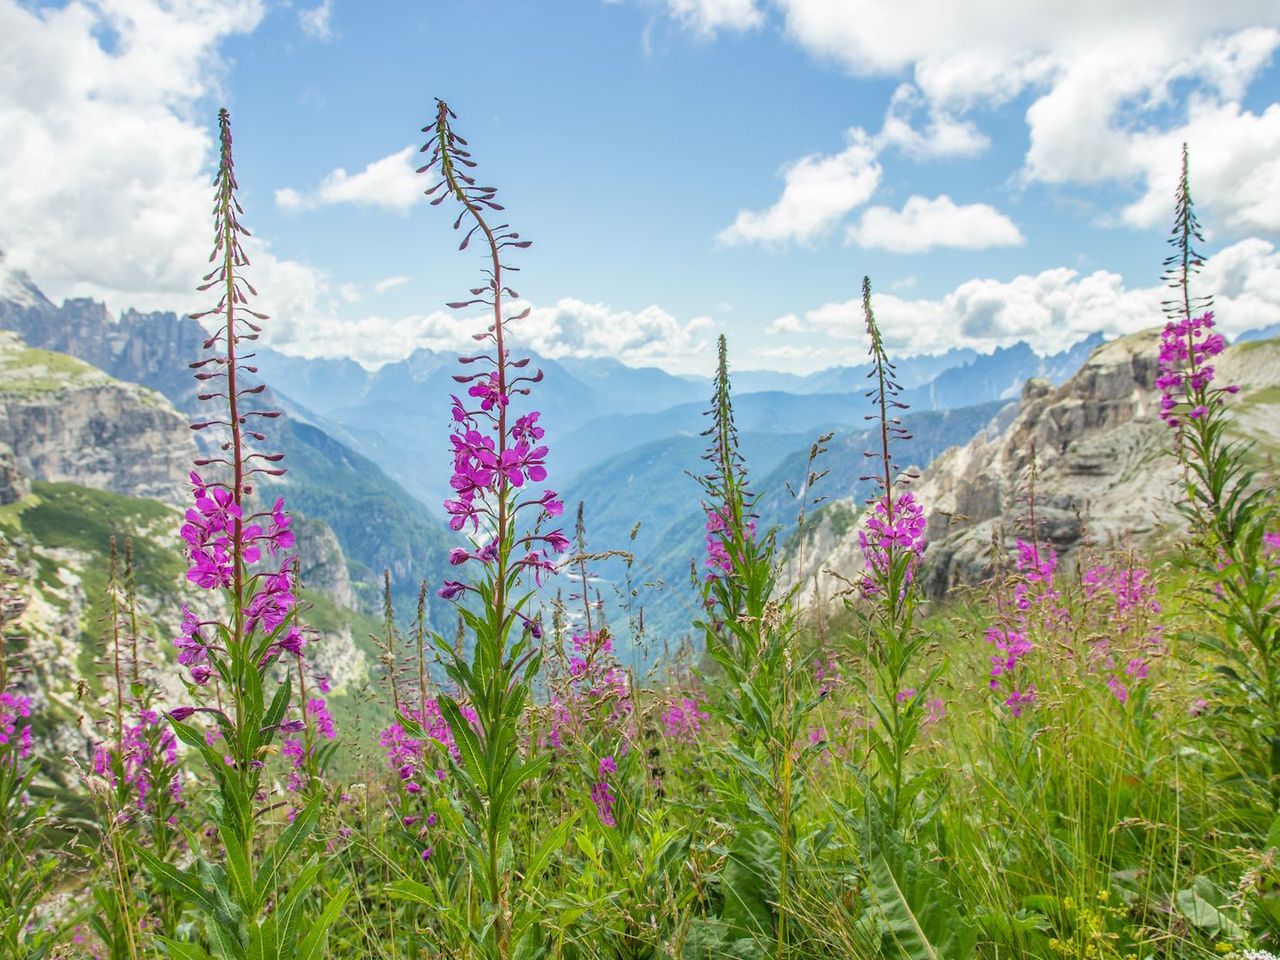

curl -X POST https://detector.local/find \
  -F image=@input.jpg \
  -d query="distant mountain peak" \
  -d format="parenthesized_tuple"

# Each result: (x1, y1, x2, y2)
(0, 253, 52, 311)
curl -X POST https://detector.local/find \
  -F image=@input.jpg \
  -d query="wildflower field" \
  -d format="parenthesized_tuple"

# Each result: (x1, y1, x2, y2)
(2, 102, 1279, 960)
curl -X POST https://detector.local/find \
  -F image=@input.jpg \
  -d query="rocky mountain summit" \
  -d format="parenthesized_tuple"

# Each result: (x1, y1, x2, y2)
(791, 328, 1280, 601)
(0, 330, 194, 506)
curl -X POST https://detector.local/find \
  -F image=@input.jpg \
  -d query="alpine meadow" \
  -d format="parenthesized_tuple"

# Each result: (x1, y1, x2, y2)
(3, 3, 1280, 959)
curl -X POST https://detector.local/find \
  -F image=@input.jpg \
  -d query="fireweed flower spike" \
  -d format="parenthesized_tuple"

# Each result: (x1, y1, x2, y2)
(695, 333, 816, 955)
(850, 277, 942, 834)
(1155, 145, 1280, 812)
(413, 98, 568, 958)
(133, 108, 348, 952)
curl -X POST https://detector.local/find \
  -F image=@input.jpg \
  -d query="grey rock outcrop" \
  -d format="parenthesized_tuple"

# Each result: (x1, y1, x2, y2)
(295, 515, 356, 609)
(791, 330, 1280, 601)
(0, 331, 195, 507)
(0, 442, 29, 505)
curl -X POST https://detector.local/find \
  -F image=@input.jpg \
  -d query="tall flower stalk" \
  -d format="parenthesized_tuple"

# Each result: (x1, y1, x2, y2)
(850, 277, 936, 832)
(412, 97, 568, 959)
(0, 541, 55, 959)
(1156, 145, 1280, 813)
(135, 108, 347, 957)
(698, 334, 813, 957)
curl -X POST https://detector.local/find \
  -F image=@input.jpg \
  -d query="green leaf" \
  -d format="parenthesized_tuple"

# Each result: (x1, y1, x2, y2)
(218, 822, 254, 907)
(385, 879, 436, 905)
(1175, 880, 1243, 939)
(293, 888, 350, 960)
(526, 812, 577, 886)
(440, 695, 487, 788)
(157, 938, 215, 960)
(254, 798, 320, 910)
(132, 845, 216, 915)
(863, 829, 976, 960)
(261, 674, 293, 743)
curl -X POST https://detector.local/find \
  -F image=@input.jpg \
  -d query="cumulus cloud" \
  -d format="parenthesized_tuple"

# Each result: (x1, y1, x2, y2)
(878, 83, 989, 160)
(0, 0, 274, 313)
(716, 85, 998, 248)
(767, 239, 1280, 359)
(275, 146, 423, 214)
(788, 3, 1280, 231)
(297, 0, 334, 41)
(665, 0, 763, 36)
(717, 131, 880, 246)
(669, 1, 1280, 235)
(848, 195, 1024, 253)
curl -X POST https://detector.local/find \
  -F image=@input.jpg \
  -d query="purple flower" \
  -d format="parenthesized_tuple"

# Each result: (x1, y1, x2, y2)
(591, 779, 616, 827)
(857, 492, 926, 596)
(598, 755, 617, 776)
(662, 697, 709, 743)
(543, 531, 571, 554)
(1156, 311, 1231, 428)
(511, 412, 544, 443)
(307, 698, 337, 739)
(0, 690, 33, 763)
(467, 372, 508, 412)
(1003, 686, 1037, 718)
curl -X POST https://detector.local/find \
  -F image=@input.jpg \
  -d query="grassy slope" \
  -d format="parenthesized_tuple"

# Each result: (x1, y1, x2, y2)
(1, 481, 393, 752)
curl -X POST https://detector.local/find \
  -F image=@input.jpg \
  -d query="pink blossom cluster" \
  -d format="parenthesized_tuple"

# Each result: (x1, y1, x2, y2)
(1155, 311, 1236, 427)
(704, 504, 756, 579)
(0, 690, 33, 765)
(858, 491, 927, 595)
(179, 473, 294, 590)
(661, 697, 710, 743)
(549, 630, 631, 749)
(442, 398, 566, 587)
(813, 654, 842, 697)
(379, 698, 478, 794)
(175, 474, 302, 682)
(92, 711, 181, 810)
(1082, 563, 1165, 705)
(591, 755, 617, 827)
(985, 539, 1067, 718)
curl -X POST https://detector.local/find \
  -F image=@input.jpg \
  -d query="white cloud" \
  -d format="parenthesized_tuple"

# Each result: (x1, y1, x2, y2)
(716, 84, 995, 248)
(337, 282, 361, 303)
(767, 239, 1280, 359)
(275, 146, 422, 214)
(717, 130, 880, 246)
(673, 2, 1280, 235)
(848, 194, 1024, 253)
(0, 0, 271, 313)
(298, 0, 334, 41)
(373, 275, 410, 294)
(878, 83, 989, 160)
(665, 0, 762, 36)
(265, 297, 717, 374)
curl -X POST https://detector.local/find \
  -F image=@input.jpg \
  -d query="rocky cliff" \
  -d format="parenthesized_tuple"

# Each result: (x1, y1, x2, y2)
(0, 263, 455, 619)
(0, 331, 195, 507)
(791, 329, 1280, 600)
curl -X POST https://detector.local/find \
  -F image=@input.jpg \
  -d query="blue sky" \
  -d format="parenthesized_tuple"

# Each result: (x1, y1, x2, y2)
(2, 0, 1279, 373)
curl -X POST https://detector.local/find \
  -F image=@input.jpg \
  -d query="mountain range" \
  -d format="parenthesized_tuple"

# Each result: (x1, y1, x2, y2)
(5, 257, 1272, 658)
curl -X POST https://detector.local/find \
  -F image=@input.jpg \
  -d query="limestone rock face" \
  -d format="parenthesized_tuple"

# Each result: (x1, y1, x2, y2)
(295, 516, 357, 610)
(0, 332, 195, 508)
(0, 442, 29, 505)
(792, 330, 1280, 601)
